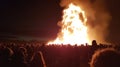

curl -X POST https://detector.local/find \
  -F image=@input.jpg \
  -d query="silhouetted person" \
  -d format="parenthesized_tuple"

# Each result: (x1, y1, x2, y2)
(90, 40, 98, 58)
(30, 51, 46, 67)
(0, 47, 14, 67)
(12, 47, 28, 67)
(90, 48, 120, 67)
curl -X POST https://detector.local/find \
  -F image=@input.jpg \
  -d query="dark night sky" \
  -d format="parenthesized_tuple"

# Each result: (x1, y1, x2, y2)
(0, 0, 120, 43)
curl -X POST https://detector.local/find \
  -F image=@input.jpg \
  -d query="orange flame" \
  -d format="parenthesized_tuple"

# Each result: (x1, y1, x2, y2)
(48, 3, 91, 45)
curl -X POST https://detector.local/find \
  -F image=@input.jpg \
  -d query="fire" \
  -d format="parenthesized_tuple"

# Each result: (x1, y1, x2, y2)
(48, 3, 91, 45)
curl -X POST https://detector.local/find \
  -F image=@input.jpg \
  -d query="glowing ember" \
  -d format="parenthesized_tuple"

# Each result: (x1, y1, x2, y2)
(48, 3, 91, 45)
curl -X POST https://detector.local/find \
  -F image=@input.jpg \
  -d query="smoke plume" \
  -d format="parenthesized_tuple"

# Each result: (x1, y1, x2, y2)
(59, 0, 111, 44)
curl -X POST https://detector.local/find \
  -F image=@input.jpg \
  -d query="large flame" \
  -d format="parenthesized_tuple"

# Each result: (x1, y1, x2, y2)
(48, 3, 91, 45)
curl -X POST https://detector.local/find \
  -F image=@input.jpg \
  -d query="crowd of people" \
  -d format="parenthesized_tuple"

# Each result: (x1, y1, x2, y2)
(0, 40, 120, 67)
(0, 41, 46, 67)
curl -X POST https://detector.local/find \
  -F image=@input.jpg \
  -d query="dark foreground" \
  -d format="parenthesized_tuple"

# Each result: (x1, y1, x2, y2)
(0, 41, 120, 67)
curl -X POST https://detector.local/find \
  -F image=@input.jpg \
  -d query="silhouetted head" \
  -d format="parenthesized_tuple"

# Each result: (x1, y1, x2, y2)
(1, 47, 14, 59)
(90, 48, 120, 67)
(15, 47, 28, 62)
(92, 40, 97, 46)
(30, 51, 44, 67)
(19, 47, 28, 57)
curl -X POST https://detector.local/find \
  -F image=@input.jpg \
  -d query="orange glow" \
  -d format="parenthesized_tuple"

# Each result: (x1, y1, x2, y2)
(48, 3, 91, 45)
